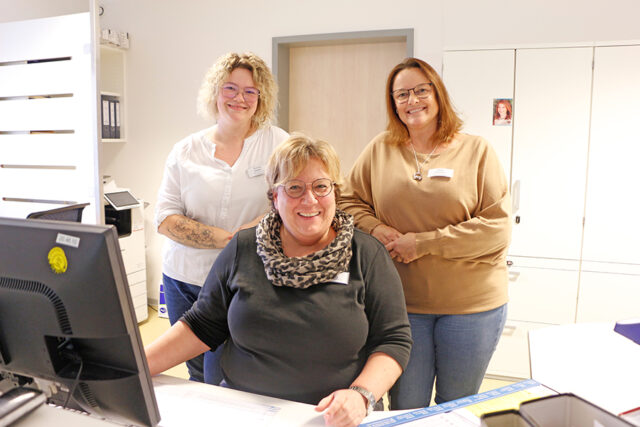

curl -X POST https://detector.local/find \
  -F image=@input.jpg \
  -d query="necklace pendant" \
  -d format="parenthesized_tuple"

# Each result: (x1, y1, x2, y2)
(413, 172, 423, 181)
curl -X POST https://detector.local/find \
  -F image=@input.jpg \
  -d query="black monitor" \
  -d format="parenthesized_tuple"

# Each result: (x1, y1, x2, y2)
(0, 217, 160, 426)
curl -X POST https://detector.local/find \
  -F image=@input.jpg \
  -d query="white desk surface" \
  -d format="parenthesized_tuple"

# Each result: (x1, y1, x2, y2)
(12, 374, 402, 426)
(529, 322, 640, 416)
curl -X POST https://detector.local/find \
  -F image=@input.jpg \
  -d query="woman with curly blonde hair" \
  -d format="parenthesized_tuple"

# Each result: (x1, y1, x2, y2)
(155, 52, 288, 385)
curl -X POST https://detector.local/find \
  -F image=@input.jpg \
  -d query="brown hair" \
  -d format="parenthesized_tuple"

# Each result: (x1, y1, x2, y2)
(385, 57, 463, 146)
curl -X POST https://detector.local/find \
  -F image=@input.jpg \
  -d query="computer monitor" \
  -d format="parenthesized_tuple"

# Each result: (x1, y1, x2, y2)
(0, 217, 160, 426)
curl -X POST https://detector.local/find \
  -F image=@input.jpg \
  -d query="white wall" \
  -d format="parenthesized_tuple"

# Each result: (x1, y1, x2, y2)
(4, 0, 640, 304)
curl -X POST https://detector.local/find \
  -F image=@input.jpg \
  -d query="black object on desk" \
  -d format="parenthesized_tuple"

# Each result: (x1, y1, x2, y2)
(0, 217, 160, 427)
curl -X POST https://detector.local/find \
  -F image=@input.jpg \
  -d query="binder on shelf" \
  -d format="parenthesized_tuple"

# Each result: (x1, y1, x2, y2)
(114, 99, 121, 139)
(109, 98, 116, 139)
(101, 95, 111, 139)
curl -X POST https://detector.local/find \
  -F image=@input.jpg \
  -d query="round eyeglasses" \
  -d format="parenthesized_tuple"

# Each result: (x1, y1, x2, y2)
(280, 178, 334, 198)
(221, 82, 260, 102)
(392, 83, 434, 104)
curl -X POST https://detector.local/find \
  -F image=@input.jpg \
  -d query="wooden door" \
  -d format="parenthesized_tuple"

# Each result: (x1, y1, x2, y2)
(288, 40, 406, 174)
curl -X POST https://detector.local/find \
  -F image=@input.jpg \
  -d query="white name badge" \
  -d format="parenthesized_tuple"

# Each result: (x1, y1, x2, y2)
(428, 168, 454, 178)
(328, 272, 350, 285)
(246, 166, 265, 178)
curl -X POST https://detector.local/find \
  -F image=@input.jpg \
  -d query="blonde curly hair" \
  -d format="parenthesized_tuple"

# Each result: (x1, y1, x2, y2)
(197, 52, 278, 130)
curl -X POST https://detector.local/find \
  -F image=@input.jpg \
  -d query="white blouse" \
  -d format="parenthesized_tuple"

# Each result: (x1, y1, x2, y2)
(155, 125, 289, 286)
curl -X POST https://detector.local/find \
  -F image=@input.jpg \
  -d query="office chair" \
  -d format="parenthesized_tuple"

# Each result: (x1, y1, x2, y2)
(26, 203, 90, 223)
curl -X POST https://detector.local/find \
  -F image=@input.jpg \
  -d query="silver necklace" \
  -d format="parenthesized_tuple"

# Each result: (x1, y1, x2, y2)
(410, 141, 440, 181)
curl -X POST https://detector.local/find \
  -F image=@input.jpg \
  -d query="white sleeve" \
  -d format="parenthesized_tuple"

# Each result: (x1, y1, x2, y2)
(154, 146, 184, 230)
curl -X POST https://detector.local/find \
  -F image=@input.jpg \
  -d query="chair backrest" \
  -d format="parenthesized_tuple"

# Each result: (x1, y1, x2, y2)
(26, 203, 90, 223)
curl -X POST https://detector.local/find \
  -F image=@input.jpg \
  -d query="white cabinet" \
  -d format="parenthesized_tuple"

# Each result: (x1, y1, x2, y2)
(583, 45, 640, 265)
(509, 48, 592, 260)
(443, 44, 640, 380)
(118, 204, 147, 322)
(99, 45, 125, 142)
(443, 49, 514, 179)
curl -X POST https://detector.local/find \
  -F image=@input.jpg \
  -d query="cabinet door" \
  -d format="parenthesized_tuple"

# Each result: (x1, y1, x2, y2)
(577, 268, 640, 322)
(443, 50, 514, 180)
(509, 48, 593, 259)
(486, 319, 549, 379)
(583, 45, 640, 264)
(507, 257, 579, 324)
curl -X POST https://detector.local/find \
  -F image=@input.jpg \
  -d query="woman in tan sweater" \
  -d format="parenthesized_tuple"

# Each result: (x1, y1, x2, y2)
(340, 57, 512, 409)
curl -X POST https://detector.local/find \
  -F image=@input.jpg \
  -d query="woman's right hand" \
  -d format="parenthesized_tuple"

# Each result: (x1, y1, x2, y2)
(371, 223, 402, 245)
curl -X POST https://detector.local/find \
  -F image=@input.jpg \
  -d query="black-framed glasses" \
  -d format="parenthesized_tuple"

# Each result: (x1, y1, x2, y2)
(221, 82, 260, 102)
(280, 178, 334, 198)
(392, 83, 434, 104)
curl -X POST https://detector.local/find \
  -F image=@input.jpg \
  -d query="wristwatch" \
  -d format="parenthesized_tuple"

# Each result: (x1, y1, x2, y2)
(349, 385, 375, 416)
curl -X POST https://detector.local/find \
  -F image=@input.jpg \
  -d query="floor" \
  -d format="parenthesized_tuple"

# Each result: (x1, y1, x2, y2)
(138, 306, 514, 406)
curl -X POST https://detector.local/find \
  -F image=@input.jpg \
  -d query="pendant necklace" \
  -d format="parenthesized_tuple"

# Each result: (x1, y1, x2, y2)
(410, 141, 440, 181)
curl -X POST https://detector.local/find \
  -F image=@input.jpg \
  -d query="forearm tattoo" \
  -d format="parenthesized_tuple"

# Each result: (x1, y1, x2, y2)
(168, 216, 222, 248)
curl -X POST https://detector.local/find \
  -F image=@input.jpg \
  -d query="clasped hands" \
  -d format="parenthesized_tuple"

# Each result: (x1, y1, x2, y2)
(315, 388, 369, 427)
(371, 224, 418, 264)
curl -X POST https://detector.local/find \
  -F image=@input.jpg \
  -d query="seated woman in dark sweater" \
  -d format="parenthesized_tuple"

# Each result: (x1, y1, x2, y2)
(145, 133, 412, 427)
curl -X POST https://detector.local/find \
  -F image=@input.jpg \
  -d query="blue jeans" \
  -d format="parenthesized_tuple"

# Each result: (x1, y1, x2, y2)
(389, 304, 507, 410)
(162, 274, 223, 384)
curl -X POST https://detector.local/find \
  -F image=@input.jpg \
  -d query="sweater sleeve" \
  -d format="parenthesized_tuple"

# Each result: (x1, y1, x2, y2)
(180, 235, 237, 348)
(339, 136, 385, 233)
(361, 237, 412, 369)
(416, 143, 512, 264)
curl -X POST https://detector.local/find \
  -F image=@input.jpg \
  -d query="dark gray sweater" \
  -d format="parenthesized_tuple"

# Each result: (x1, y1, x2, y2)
(182, 227, 412, 405)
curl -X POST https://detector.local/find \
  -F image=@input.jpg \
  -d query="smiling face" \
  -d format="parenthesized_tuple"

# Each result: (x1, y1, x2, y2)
(273, 157, 336, 256)
(497, 102, 508, 119)
(392, 67, 440, 136)
(216, 67, 258, 128)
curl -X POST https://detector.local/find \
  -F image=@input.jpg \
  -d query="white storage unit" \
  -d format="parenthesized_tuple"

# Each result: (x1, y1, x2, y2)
(118, 203, 148, 323)
(443, 44, 640, 380)
(0, 13, 100, 222)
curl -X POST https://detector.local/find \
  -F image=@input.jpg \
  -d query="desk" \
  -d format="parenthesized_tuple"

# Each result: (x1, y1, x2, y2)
(529, 322, 640, 416)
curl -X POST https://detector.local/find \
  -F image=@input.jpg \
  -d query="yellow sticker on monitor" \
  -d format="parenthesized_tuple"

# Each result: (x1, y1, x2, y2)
(48, 247, 68, 274)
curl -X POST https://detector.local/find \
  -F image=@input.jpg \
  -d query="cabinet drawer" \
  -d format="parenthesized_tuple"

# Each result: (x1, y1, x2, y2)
(486, 320, 548, 380)
(133, 297, 148, 323)
(119, 229, 145, 274)
(129, 281, 146, 298)
(507, 259, 579, 324)
(127, 269, 146, 288)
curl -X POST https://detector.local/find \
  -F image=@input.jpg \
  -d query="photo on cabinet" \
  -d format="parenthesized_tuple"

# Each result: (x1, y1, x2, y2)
(493, 98, 513, 126)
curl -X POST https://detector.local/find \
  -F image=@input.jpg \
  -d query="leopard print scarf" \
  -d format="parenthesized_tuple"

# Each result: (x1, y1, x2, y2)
(256, 209, 354, 289)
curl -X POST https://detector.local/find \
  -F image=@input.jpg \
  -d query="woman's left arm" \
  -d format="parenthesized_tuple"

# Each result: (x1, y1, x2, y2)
(316, 241, 411, 426)
(315, 353, 402, 427)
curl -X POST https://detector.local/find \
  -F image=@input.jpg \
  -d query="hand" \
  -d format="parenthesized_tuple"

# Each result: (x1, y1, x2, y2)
(371, 223, 402, 245)
(315, 389, 368, 427)
(385, 232, 418, 264)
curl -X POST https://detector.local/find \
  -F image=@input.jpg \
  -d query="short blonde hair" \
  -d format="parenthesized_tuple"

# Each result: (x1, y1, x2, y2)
(385, 57, 463, 146)
(266, 133, 343, 206)
(197, 52, 277, 130)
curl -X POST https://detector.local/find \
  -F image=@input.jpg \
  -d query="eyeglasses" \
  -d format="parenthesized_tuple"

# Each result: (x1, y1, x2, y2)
(392, 83, 434, 104)
(221, 82, 260, 102)
(280, 178, 334, 199)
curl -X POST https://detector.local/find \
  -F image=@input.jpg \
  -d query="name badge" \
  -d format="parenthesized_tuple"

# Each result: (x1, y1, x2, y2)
(428, 168, 454, 178)
(246, 166, 265, 178)
(328, 272, 350, 285)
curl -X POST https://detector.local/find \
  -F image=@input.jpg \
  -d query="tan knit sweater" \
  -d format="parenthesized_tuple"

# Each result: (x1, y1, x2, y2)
(340, 132, 512, 314)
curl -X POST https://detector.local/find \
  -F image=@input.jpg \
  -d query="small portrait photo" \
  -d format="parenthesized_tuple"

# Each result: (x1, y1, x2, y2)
(493, 98, 513, 126)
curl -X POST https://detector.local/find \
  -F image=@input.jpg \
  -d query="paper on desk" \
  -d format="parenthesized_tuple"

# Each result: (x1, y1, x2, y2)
(154, 385, 280, 426)
(152, 375, 326, 427)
